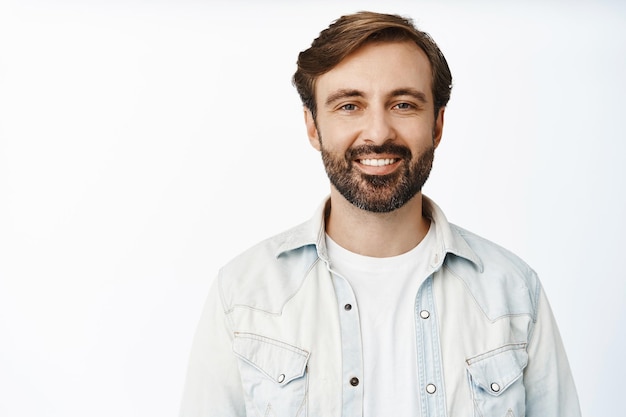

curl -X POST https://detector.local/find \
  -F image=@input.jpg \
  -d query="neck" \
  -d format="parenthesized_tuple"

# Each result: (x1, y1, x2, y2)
(326, 188, 430, 257)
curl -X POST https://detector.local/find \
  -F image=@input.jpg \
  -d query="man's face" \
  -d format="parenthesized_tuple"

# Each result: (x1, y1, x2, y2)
(305, 41, 444, 213)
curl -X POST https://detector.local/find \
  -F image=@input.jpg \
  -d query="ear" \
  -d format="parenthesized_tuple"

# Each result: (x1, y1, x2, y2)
(304, 107, 321, 151)
(433, 107, 445, 149)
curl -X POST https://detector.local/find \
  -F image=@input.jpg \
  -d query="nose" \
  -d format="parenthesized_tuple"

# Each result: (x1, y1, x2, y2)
(360, 107, 396, 145)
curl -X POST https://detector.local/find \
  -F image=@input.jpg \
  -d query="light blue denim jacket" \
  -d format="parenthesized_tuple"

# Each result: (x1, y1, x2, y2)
(180, 196, 581, 417)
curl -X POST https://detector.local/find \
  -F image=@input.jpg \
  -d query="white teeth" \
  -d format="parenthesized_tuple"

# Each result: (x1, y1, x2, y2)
(360, 158, 396, 167)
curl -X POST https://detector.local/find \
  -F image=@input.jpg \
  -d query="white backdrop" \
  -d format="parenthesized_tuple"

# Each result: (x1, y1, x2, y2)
(0, 1, 624, 416)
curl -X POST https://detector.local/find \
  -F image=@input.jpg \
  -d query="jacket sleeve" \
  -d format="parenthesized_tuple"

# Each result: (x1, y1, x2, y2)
(524, 284, 581, 416)
(179, 276, 246, 417)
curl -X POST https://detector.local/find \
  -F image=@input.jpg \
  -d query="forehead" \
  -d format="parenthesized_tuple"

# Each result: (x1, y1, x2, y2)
(315, 41, 433, 101)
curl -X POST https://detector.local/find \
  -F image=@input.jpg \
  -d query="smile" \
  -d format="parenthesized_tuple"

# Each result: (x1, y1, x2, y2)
(359, 158, 397, 167)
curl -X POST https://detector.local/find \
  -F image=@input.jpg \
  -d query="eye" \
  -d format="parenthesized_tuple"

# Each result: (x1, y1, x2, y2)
(394, 102, 414, 110)
(339, 103, 358, 111)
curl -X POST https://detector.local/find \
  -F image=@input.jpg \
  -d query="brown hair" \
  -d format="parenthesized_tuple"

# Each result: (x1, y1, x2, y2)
(293, 11, 452, 119)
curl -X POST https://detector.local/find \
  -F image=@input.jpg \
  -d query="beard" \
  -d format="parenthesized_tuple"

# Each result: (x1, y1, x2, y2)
(321, 140, 434, 213)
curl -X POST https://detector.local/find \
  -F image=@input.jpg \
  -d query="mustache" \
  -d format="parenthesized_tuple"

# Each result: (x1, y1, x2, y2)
(345, 143, 412, 160)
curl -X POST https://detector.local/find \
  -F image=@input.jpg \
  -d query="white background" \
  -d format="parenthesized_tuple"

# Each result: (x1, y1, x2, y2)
(0, 0, 624, 416)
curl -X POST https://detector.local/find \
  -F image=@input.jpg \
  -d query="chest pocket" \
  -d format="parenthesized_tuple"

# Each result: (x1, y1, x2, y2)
(466, 343, 528, 417)
(233, 333, 310, 417)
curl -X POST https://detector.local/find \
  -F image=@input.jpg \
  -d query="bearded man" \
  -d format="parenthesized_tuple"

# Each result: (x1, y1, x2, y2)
(180, 11, 581, 417)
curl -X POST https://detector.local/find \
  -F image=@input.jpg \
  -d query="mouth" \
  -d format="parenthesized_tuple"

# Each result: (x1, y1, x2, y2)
(354, 156, 402, 175)
(358, 158, 398, 167)
(345, 143, 411, 176)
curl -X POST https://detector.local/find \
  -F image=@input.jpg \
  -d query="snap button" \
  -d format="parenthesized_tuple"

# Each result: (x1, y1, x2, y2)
(344, 304, 352, 311)
(426, 384, 436, 394)
(277, 374, 285, 383)
(350, 377, 359, 386)
(419, 310, 430, 319)
(490, 382, 500, 392)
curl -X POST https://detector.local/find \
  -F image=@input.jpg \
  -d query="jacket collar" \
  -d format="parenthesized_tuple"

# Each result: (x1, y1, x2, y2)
(422, 195, 483, 272)
(274, 195, 483, 272)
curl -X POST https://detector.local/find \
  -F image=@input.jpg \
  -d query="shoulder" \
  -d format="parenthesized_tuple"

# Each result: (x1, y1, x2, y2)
(445, 224, 541, 321)
(451, 224, 536, 278)
(217, 222, 320, 314)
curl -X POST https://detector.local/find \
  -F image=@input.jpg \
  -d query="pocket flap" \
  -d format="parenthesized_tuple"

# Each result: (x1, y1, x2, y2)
(233, 332, 310, 385)
(466, 344, 528, 397)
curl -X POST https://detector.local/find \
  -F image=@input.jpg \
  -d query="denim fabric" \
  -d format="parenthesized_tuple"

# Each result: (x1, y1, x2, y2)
(180, 196, 581, 417)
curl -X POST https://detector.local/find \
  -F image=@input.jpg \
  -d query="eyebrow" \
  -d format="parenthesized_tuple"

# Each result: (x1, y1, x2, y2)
(324, 88, 428, 107)
(390, 88, 428, 104)
(324, 89, 364, 107)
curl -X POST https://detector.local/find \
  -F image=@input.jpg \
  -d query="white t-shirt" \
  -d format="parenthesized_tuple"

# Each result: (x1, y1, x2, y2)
(325, 224, 436, 417)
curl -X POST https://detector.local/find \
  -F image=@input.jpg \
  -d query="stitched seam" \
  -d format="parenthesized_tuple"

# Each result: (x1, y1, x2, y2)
(443, 264, 534, 323)
(223, 258, 322, 315)
(466, 342, 527, 365)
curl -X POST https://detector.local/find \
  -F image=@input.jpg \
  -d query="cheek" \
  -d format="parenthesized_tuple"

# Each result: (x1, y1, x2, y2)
(399, 124, 435, 147)
(318, 127, 354, 153)
(319, 123, 361, 154)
